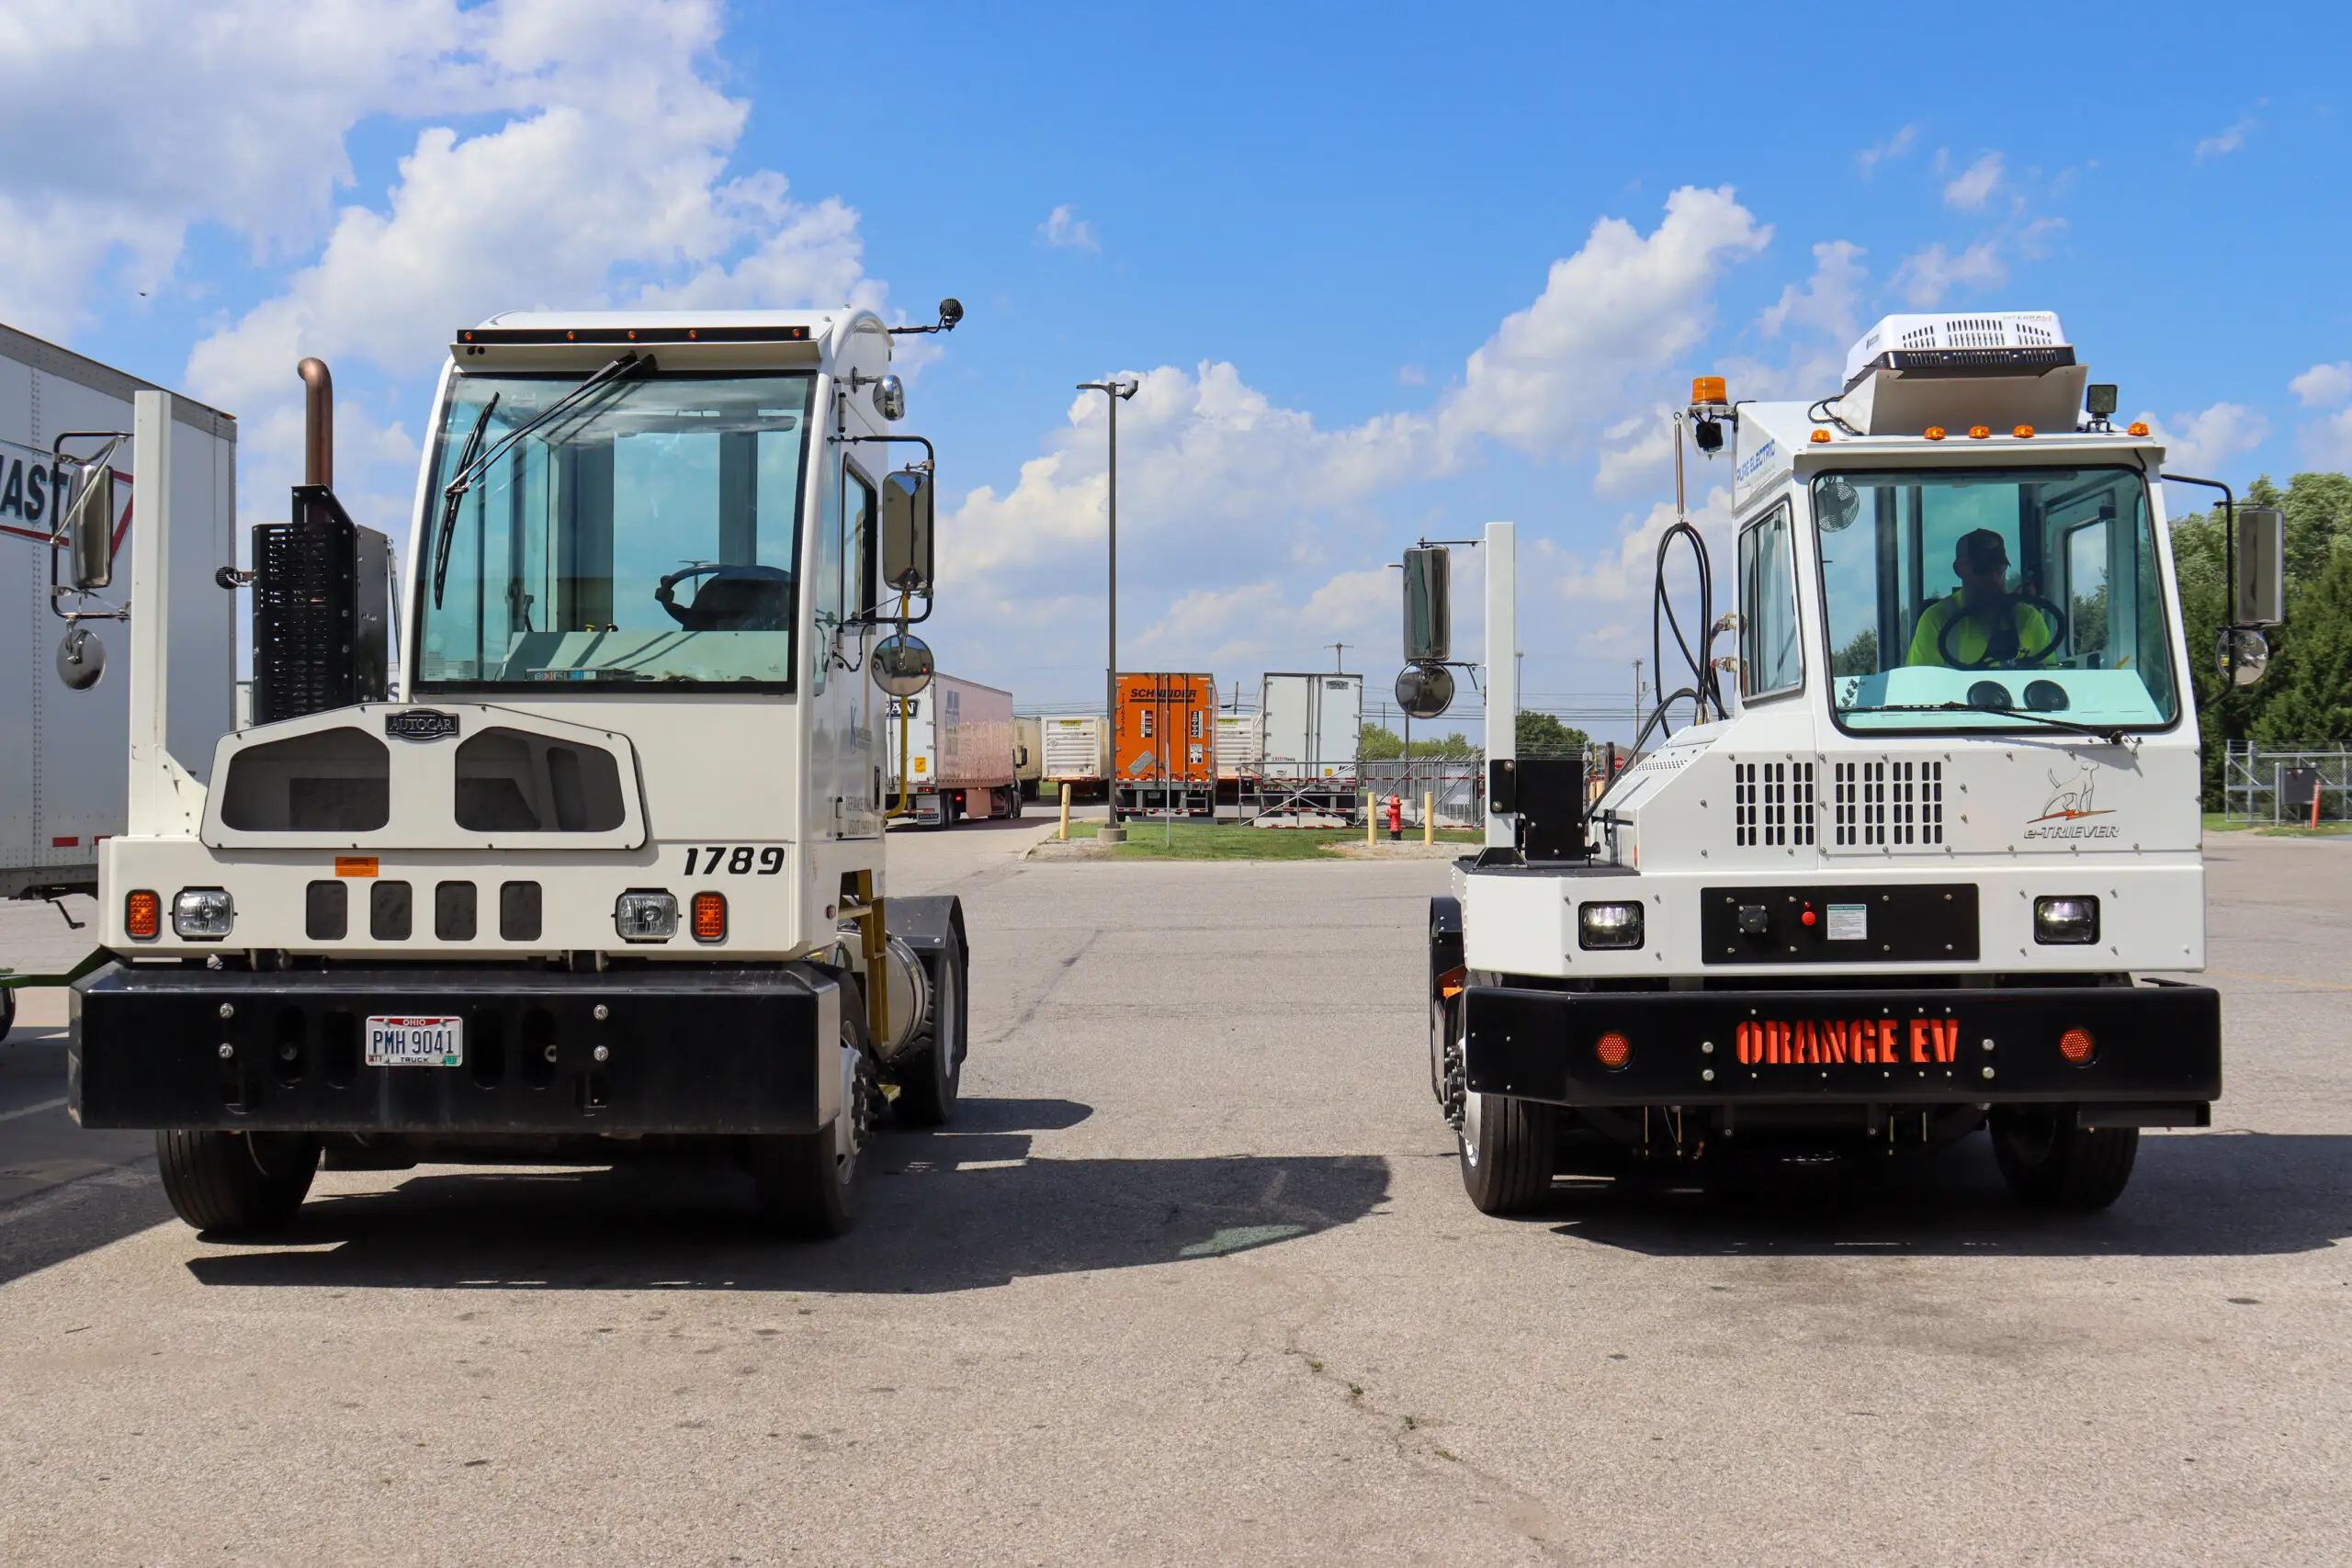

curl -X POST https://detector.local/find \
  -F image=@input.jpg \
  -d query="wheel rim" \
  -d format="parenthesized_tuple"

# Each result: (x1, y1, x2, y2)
(833, 1033, 872, 1186)
(1460, 1089, 1485, 1168)
(933, 951, 962, 1088)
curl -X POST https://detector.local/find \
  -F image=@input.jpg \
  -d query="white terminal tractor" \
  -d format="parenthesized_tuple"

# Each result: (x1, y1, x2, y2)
(1416, 310, 2290, 1215)
(70, 301, 975, 1238)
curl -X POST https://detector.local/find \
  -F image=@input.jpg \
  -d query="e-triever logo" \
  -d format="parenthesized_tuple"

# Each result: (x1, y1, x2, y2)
(2024, 760, 2119, 840)
(1735, 1016, 1961, 1066)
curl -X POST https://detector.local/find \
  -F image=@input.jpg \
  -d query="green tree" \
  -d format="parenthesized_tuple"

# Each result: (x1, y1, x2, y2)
(1515, 710, 1589, 758)
(1359, 722, 1404, 761)
(1409, 731, 1479, 759)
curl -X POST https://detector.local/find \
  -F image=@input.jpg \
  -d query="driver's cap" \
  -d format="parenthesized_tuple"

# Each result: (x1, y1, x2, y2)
(1956, 528, 2009, 570)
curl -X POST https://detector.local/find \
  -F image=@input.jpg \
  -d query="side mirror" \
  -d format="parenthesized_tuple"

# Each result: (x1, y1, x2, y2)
(872, 374, 907, 423)
(872, 631, 934, 697)
(61, 461, 116, 590)
(2218, 627, 2270, 687)
(2233, 506, 2286, 626)
(1402, 546, 1450, 664)
(1395, 662, 1454, 719)
(881, 469, 934, 595)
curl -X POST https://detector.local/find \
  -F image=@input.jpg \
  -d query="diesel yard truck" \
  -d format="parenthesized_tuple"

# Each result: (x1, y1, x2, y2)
(70, 302, 974, 1238)
(1425, 310, 2273, 1214)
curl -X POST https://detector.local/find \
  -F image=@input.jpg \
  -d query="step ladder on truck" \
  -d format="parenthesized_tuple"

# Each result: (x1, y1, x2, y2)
(71, 301, 978, 1238)
(1420, 310, 2280, 1213)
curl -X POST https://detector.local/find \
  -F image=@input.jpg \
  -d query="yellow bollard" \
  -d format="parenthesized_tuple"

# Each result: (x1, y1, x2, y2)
(1365, 795, 1376, 846)
(1059, 781, 1072, 840)
(1423, 791, 1434, 845)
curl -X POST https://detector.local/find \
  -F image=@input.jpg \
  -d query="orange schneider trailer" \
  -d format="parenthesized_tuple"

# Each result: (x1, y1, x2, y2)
(1112, 672, 1217, 819)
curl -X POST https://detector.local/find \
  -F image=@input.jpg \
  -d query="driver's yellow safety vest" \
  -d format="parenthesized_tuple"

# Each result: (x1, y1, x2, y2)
(1905, 595, 2053, 668)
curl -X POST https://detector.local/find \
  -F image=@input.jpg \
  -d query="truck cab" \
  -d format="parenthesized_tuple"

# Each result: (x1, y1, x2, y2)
(1434, 311, 2274, 1215)
(72, 306, 974, 1238)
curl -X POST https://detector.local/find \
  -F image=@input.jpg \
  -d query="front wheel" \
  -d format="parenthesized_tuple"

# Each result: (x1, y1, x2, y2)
(155, 1130, 321, 1235)
(750, 987, 874, 1237)
(1989, 1109, 2138, 1211)
(1458, 1091, 1557, 1215)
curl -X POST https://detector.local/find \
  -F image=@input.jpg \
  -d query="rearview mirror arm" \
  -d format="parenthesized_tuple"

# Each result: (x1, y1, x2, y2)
(2161, 470, 2246, 690)
(48, 430, 133, 622)
(844, 433, 937, 626)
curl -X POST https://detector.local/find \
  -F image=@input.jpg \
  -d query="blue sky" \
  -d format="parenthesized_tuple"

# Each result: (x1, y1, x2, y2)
(9, 2, 2348, 737)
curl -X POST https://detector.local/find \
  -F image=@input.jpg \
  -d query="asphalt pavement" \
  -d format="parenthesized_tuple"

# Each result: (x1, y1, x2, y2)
(0, 829, 2346, 1565)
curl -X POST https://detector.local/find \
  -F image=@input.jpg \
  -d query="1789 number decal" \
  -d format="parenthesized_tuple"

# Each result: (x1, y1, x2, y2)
(683, 845, 786, 875)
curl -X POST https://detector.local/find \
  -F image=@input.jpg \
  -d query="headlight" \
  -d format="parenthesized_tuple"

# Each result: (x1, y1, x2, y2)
(614, 890, 679, 942)
(2033, 895, 2099, 945)
(171, 887, 234, 941)
(1578, 901, 1645, 950)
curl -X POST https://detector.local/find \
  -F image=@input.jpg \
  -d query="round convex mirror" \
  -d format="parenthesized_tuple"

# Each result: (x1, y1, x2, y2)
(872, 632, 935, 697)
(1395, 661, 1455, 720)
(2219, 627, 2269, 687)
(55, 626, 105, 691)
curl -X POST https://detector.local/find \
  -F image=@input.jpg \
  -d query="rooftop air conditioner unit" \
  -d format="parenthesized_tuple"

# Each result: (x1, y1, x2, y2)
(1843, 310, 2074, 390)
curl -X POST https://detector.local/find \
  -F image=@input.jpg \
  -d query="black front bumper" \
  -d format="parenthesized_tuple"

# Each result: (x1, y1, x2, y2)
(1464, 981, 2220, 1114)
(71, 963, 838, 1134)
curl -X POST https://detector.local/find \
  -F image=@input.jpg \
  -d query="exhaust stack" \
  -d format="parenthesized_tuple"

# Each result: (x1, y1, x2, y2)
(298, 357, 333, 487)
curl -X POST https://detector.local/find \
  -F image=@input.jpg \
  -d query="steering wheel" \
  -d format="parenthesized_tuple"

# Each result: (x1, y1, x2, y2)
(656, 562, 791, 631)
(1937, 592, 2067, 671)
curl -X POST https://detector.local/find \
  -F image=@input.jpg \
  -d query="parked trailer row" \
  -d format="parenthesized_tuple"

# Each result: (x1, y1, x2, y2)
(887, 672, 1021, 827)
(1114, 672, 1217, 818)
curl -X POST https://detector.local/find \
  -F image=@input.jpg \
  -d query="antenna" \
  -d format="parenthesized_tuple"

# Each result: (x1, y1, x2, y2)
(1327, 641, 1348, 671)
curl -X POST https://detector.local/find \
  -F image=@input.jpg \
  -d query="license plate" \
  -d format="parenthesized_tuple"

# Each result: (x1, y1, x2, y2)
(366, 1015, 464, 1067)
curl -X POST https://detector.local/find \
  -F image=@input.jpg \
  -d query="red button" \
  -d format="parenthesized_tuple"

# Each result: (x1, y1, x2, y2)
(1800, 909, 1816, 927)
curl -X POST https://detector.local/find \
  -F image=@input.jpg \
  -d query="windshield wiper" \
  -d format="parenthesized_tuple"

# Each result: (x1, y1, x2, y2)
(430, 351, 651, 607)
(1842, 702, 2130, 745)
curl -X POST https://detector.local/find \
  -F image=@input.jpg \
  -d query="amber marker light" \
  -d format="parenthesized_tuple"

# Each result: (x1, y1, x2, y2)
(2013, 423, 2036, 439)
(2058, 1027, 2096, 1066)
(1809, 429, 1831, 444)
(1595, 1032, 1632, 1070)
(125, 889, 161, 940)
(691, 891, 728, 943)
(2128, 421, 2151, 436)
(1968, 424, 1992, 440)
(1924, 425, 1947, 440)
(1690, 375, 1727, 403)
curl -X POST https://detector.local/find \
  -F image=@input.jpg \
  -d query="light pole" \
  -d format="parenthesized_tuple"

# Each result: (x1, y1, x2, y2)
(1077, 376, 1138, 838)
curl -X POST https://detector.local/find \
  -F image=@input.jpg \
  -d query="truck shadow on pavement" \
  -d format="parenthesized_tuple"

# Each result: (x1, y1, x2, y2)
(181, 1099, 1390, 1293)
(1532, 1129, 2352, 1257)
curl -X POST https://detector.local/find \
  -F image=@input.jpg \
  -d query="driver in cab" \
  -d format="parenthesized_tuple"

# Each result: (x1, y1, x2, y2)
(1905, 528, 2052, 668)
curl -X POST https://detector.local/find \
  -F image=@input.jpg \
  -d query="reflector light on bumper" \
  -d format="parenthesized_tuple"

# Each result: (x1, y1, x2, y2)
(691, 891, 728, 943)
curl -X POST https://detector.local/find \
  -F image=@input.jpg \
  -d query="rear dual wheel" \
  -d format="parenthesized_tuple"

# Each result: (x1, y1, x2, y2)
(893, 931, 966, 1128)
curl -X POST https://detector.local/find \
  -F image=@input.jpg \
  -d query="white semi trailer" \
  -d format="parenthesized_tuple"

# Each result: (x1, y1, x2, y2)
(0, 325, 238, 1036)
(885, 671, 1019, 827)
(72, 302, 976, 1238)
(1428, 311, 2263, 1215)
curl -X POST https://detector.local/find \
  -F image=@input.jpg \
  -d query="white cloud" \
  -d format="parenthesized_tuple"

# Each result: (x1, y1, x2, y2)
(1892, 239, 2005, 307)
(1435, 186, 1770, 459)
(1942, 152, 2004, 211)
(1758, 240, 1866, 342)
(1397, 365, 1427, 387)
(1037, 204, 1100, 253)
(2195, 112, 2259, 162)
(2290, 361, 2352, 408)
(1593, 409, 1676, 497)
(2303, 408, 2352, 468)
(2138, 402, 2271, 476)
(1855, 125, 1917, 176)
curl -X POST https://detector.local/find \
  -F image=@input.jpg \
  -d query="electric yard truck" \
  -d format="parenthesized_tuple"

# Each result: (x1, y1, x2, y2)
(1420, 311, 2278, 1215)
(69, 302, 976, 1239)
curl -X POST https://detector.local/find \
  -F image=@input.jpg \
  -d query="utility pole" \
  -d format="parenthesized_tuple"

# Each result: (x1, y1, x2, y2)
(1327, 641, 1348, 672)
(1077, 376, 1138, 840)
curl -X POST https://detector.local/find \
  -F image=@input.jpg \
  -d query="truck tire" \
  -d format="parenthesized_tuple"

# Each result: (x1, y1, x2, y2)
(894, 929, 966, 1127)
(1458, 1091, 1557, 1215)
(0, 987, 14, 1042)
(750, 987, 873, 1238)
(1989, 1109, 2139, 1212)
(154, 1130, 321, 1235)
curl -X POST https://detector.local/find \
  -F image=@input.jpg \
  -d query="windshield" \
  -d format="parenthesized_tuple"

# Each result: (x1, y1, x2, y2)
(415, 372, 814, 690)
(1812, 466, 2178, 733)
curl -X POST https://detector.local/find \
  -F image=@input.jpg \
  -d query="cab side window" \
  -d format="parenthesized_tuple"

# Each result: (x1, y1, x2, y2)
(1738, 501, 1803, 699)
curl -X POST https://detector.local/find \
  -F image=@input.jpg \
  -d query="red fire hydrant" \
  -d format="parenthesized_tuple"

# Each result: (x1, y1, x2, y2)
(1387, 793, 1403, 840)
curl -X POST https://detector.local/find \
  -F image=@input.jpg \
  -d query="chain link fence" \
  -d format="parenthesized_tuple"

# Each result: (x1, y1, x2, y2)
(2222, 740, 2352, 823)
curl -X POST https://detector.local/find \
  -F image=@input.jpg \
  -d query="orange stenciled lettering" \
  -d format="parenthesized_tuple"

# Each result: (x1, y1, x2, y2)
(1767, 1021, 1785, 1065)
(1823, 1021, 1848, 1065)
(1877, 1020, 1898, 1064)
(1932, 1019, 1959, 1064)
(1908, 1020, 1931, 1064)
(1736, 1021, 1759, 1065)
